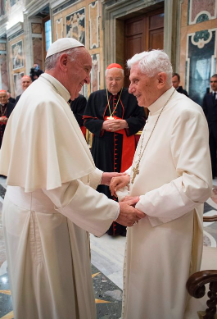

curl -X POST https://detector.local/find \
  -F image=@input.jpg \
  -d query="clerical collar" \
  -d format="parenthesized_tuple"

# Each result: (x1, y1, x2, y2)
(40, 73, 70, 103)
(108, 89, 122, 97)
(148, 86, 174, 114)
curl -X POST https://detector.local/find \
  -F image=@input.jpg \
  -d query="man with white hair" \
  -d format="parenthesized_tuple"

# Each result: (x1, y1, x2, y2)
(84, 63, 145, 236)
(110, 50, 212, 319)
(0, 38, 144, 319)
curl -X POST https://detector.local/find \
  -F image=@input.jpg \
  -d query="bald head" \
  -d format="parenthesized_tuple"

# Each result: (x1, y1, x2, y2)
(0, 90, 8, 105)
(21, 76, 32, 91)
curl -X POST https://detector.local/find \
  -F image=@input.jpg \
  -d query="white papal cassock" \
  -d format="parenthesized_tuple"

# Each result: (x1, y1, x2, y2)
(120, 87, 212, 319)
(0, 73, 119, 319)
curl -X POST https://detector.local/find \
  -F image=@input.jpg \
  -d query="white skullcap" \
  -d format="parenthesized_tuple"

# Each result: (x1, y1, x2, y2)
(46, 38, 84, 58)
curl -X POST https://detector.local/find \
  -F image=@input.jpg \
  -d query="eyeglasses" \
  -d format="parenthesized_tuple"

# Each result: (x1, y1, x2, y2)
(210, 81, 217, 83)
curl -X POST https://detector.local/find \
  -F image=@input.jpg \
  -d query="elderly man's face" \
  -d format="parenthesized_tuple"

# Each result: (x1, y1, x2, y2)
(210, 76, 217, 92)
(0, 92, 8, 105)
(66, 48, 92, 100)
(105, 68, 124, 95)
(172, 75, 180, 89)
(21, 77, 32, 91)
(129, 63, 158, 108)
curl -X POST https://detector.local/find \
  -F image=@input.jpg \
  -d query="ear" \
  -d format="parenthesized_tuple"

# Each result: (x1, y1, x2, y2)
(156, 72, 167, 88)
(59, 53, 69, 72)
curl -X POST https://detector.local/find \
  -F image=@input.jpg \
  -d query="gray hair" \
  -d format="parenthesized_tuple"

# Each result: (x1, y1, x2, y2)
(127, 50, 173, 85)
(105, 68, 124, 77)
(45, 47, 81, 70)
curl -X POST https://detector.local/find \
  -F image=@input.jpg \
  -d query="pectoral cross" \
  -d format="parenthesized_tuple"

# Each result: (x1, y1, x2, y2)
(131, 163, 139, 184)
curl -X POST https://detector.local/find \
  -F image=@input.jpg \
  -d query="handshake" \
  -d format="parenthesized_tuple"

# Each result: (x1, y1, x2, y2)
(101, 172, 145, 227)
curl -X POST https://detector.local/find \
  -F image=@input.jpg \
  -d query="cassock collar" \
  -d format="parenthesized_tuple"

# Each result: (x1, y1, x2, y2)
(148, 86, 174, 114)
(40, 73, 70, 103)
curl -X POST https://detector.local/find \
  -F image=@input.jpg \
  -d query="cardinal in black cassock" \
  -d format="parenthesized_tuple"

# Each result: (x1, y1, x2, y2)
(84, 63, 146, 236)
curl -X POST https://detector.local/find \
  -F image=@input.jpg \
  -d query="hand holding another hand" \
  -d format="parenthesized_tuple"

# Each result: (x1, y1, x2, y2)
(110, 175, 130, 196)
(116, 197, 145, 227)
(101, 172, 127, 186)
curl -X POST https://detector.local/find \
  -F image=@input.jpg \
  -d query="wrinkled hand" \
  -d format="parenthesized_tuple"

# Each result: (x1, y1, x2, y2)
(116, 198, 145, 227)
(110, 175, 130, 196)
(102, 119, 128, 132)
(102, 119, 115, 131)
(101, 172, 127, 186)
(0, 116, 7, 123)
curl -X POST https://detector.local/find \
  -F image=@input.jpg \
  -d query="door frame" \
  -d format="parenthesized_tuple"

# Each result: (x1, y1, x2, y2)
(102, 0, 182, 87)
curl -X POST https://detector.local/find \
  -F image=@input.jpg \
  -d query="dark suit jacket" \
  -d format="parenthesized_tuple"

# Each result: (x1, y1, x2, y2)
(177, 86, 189, 97)
(70, 94, 87, 127)
(202, 92, 217, 138)
(15, 94, 21, 105)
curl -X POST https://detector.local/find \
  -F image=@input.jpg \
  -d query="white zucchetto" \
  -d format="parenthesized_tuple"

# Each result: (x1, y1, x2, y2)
(46, 38, 84, 58)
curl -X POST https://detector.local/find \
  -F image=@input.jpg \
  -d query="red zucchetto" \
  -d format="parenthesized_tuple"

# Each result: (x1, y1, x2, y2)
(0, 90, 6, 93)
(106, 63, 123, 70)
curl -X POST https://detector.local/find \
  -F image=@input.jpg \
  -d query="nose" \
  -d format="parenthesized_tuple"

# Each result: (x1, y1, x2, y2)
(84, 73, 91, 85)
(128, 83, 134, 94)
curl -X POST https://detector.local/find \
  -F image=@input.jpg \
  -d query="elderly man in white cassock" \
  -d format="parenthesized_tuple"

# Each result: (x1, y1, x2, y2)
(0, 38, 145, 319)
(110, 50, 212, 319)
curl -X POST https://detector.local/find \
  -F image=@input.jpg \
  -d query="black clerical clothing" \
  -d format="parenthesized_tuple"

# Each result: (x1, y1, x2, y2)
(70, 94, 87, 127)
(202, 92, 217, 177)
(70, 94, 87, 137)
(177, 86, 189, 96)
(15, 94, 21, 105)
(84, 88, 145, 236)
(0, 101, 14, 147)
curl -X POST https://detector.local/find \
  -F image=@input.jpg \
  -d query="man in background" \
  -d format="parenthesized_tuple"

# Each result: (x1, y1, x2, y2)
(202, 73, 217, 178)
(0, 90, 14, 147)
(172, 72, 189, 96)
(7, 91, 15, 104)
(84, 63, 145, 236)
(70, 94, 87, 137)
(30, 63, 44, 82)
(15, 75, 32, 104)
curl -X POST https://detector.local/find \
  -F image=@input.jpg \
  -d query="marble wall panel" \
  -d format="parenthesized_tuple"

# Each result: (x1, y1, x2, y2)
(91, 53, 100, 92)
(31, 23, 42, 34)
(56, 18, 63, 39)
(66, 7, 85, 45)
(186, 29, 216, 105)
(189, 0, 216, 25)
(0, 56, 9, 90)
(89, 1, 99, 49)
(0, 43, 6, 51)
(32, 37, 43, 69)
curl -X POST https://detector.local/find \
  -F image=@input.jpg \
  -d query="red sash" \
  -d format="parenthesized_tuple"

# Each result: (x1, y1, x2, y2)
(104, 116, 135, 172)
(80, 126, 86, 137)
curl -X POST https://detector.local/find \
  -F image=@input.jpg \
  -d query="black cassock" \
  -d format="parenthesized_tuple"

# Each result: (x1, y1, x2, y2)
(84, 88, 146, 236)
(0, 101, 15, 148)
(70, 94, 87, 137)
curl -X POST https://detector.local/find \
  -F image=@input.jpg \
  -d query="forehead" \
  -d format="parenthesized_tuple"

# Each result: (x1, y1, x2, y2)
(106, 68, 123, 77)
(0, 92, 7, 97)
(129, 63, 145, 78)
(22, 77, 31, 82)
(78, 48, 92, 66)
(172, 75, 179, 80)
(211, 77, 217, 81)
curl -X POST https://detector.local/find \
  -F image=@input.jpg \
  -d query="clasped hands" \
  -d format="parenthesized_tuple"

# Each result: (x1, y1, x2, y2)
(102, 119, 128, 132)
(101, 173, 145, 227)
(0, 116, 7, 124)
